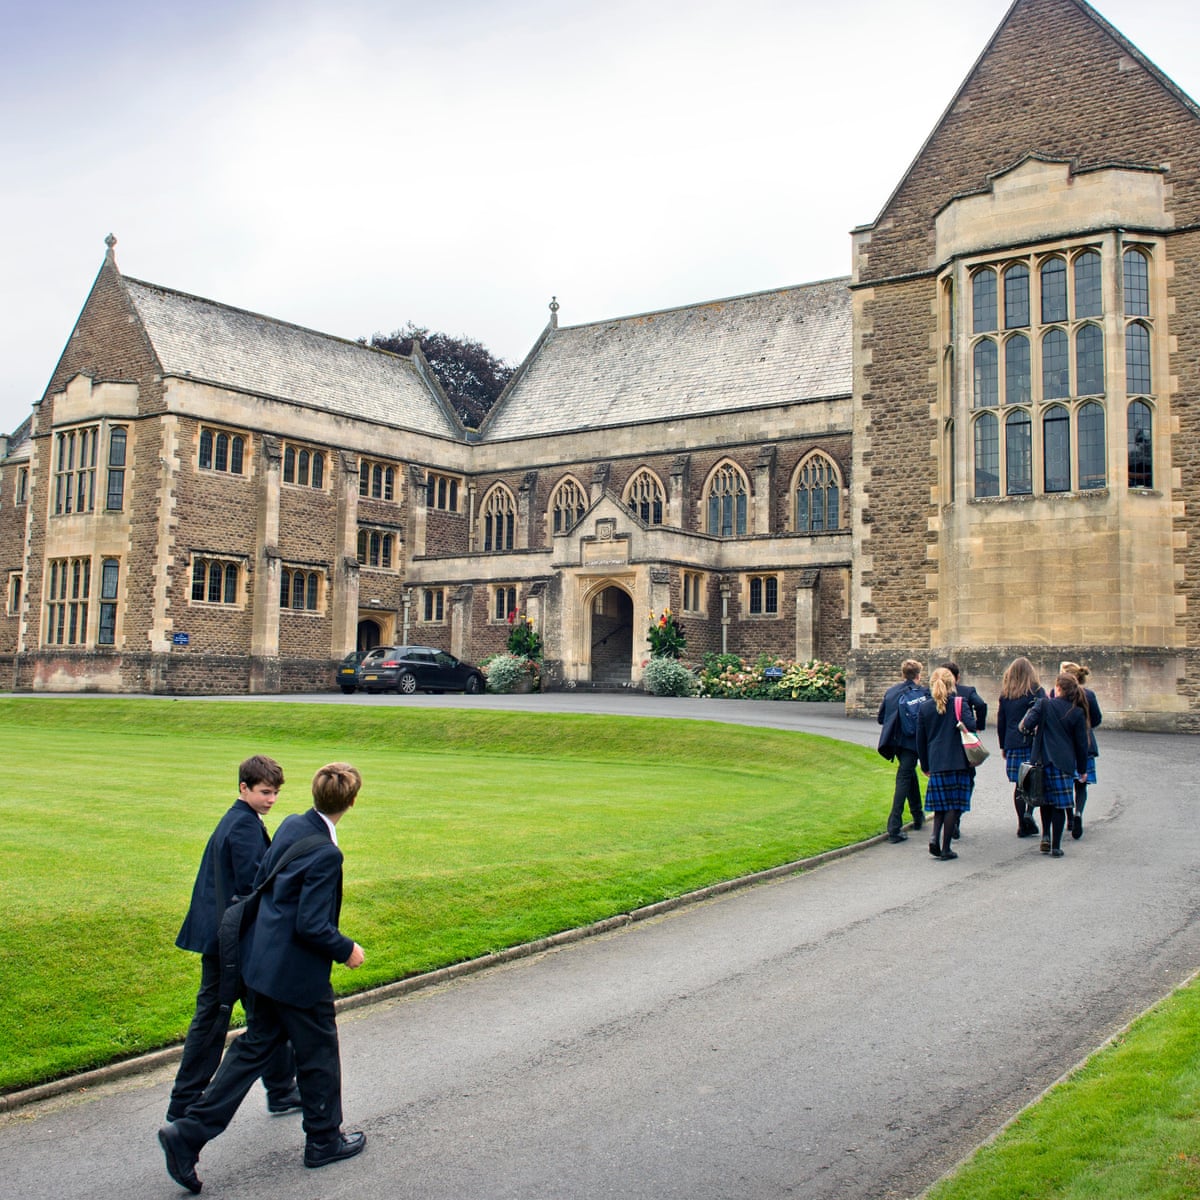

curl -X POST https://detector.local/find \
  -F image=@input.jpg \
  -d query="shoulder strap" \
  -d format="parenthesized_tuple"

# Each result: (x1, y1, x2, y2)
(215, 834, 329, 1017)
(954, 695, 962, 723)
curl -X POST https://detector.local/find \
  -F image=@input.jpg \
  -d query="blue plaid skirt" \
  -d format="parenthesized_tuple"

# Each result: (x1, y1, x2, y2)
(925, 770, 974, 812)
(1005, 745, 1033, 783)
(1085, 756, 1097, 785)
(1040, 763, 1076, 809)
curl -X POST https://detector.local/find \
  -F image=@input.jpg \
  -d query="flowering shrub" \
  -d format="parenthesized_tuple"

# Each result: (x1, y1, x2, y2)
(695, 653, 846, 701)
(506, 610, 542, 659)
(642, 656, 697, 697)
(480, 652, 542, 694)
(646, 609, 686, 659)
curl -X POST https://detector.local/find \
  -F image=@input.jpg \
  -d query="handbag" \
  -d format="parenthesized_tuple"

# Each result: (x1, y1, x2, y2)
(1017, 759, 1045, 805)
(955, 696, 990, 766)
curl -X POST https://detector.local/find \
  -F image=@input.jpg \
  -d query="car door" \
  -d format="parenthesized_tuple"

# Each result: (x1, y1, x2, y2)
(432, 650, 462, 689)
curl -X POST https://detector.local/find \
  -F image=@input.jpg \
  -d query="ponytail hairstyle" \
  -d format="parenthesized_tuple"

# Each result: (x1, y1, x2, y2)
(930, 666, 956, 714)
(1054, 673, 1090, 719)
(1060, 660, 1090, 685)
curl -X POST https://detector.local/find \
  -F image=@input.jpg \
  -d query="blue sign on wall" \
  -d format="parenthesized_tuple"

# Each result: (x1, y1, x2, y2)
(172, 632, 190, 646)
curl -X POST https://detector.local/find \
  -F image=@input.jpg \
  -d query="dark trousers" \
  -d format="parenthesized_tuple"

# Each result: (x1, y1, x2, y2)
(171, 989, 342, 1151)
(167, 954, 296, 1121)
(888, 749, 922, 835)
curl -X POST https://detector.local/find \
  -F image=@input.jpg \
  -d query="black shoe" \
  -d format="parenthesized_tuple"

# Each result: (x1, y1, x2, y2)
(304, 1131, 367, 1169)
(888, 833, 908, 843)
(1039, 839, 1051, 853)
(938, 850, 958, 860)
(911, 815, 924, 831)
(1051, 847, 1065, 857)
(158, 1124, 202, 1194)
(267, 1087, 303, 1115)
(929, 841, 940, 857)
(1071, 813, 1083, 839)
(1019, 817, 1040, 837)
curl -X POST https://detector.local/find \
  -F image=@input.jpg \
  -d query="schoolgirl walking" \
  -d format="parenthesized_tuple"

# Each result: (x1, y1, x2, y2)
(915, 667, 976, 861)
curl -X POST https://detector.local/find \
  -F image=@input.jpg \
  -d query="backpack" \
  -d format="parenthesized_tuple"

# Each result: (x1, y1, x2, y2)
(898, 687, 926, 739)
(215, 834, 328, 1020)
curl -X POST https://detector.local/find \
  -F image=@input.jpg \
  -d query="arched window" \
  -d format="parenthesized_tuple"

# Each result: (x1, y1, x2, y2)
(973, 413, 999, 498)
(1074, 250, 1102, 318)
(1043, 406, 1071, 493)
(794, 453, 841, 532)
(1004, 264, 1030, 329)
(706, 463, 748, 536)
(1005, 334, 1030, 405)
(973, 339, 998, 407)
(1126, 321, 1151, 395)
(1040, 257, 1067, 323)
(1075, 324, 1104, 396)
(1005, 410, 1032, 495)
(1042, 328, 1070, 399)
(625, 469, 665, 525)
(1124, 249, 1151, 317)
(550, 477, 587, 534)
(1128, 400, 1154, 489)
(199, 428, 213, 470)
(1078, 401, 1106, 490)
(215, 432, 230, 473)
(972, 268, 997, 333)
(482, 486, 515, 551)
(284, 446, 296, 482)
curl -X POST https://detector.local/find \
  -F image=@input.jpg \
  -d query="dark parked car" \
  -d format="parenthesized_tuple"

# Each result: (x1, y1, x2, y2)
(337, 650, 369, 693)
(358, 645, 485, 695)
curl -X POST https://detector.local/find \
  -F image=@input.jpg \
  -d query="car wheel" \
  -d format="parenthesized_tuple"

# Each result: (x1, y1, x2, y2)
(464, 675, 482, 695)
(340, 686, 355, 694)
(397, 672, 418, 695)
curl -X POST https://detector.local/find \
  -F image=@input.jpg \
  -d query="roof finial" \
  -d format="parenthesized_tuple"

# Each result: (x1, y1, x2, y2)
(549, 295, 559, 329)
(105, 233, 117, 259)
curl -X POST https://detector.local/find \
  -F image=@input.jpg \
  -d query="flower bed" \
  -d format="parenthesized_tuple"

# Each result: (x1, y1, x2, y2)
(694, 654, 846, 701)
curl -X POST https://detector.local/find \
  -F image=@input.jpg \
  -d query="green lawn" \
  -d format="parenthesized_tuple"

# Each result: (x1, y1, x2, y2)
(924, 976, 1200, 1200)
(0, 697, 891, 1092)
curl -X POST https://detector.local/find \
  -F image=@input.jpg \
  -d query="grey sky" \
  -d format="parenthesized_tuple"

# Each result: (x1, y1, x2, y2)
(2, 0, 1197, 435)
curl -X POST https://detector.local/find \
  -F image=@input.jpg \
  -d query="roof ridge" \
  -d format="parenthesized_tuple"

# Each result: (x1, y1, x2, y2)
(553, 275, 851, 336)
(122, 276, 403, 361)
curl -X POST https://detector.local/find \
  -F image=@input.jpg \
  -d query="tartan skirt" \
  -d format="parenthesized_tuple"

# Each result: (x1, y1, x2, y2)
(1040, 762, 1076, 809)
(1085, 755, 1097, 785)
(925, 770, 974, 812)
(1004, 745, 1033, 783)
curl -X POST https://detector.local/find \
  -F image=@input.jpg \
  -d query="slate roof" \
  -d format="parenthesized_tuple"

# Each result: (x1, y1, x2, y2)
(482, 278, 852, 441)
(123, 278, 461, 439)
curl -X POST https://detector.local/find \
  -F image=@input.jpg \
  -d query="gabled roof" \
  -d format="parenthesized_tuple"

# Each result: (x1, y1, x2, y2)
(122, 278, 463, 439)
(481, 278, 851, 441)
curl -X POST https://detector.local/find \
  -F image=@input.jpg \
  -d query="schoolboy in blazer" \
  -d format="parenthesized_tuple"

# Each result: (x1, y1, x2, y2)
(166, 755, 298, 1122)
(160, 763, 367, 1194)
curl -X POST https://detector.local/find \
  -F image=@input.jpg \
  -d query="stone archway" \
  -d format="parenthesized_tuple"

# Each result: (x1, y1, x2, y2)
(588, 585, 634, 684)
(357, 618, 383, 652)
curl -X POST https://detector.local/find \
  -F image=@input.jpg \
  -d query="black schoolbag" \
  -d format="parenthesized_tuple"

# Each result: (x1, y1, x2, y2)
(215, 834, 328, 1018)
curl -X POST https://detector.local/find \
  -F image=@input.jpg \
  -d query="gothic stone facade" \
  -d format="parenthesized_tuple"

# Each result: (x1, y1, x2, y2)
(1, 0, 1197, 731)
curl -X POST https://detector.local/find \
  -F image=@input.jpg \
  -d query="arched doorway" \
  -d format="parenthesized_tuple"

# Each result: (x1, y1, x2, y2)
(589, 585, 633, 684)
(357, 618, 383, 652)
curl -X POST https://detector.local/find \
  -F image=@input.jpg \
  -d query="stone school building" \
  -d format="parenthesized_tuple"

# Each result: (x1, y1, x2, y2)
(2, 0, 1199, 731)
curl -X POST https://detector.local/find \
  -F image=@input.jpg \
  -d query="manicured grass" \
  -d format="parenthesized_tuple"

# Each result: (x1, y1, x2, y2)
(924, 977, 1200, 1200)
(0, 697, 892, 1092)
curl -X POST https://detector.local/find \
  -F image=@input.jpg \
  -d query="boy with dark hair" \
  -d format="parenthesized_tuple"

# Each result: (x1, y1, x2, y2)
(877, 659, 929, 842)
(159, 763, 367, 1194)
(166, 755, 300, 1123)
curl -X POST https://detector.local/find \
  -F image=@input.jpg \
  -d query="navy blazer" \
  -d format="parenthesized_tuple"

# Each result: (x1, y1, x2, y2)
(1021, 696, 1089, 777)
(176, 799, 271, 956)
(996, 688, 1045, 752)
(916, 693, 975, 775)
(1049, 685, 1102, 756)
(877, 680, 930, 758)
(955, 682, 988, 731)
(243, 809, 355, 1008)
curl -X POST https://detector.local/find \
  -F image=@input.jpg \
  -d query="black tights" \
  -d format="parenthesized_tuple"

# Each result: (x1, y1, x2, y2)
(931, 812, 957, 854)
(1039, 806, 1066, 850)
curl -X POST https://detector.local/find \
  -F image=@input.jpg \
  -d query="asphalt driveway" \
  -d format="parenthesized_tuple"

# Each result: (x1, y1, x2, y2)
(2, 694, 1197, 1200)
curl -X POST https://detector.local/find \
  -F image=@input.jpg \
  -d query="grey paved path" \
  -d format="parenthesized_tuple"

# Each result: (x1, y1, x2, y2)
(2, 695, 1198, 1200)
